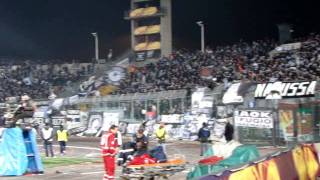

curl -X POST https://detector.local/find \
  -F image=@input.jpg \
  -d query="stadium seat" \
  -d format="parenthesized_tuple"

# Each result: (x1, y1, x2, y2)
(146, 41, 161, 50)
(142, 7, 158, 16)
(129, 8, 145, 18)
(134, 42, 148, 51)
(134, 26, 148, 35)
(145, 25, 160, 34)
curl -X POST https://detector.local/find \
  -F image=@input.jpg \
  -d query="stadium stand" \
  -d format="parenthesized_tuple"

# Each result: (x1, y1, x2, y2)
(0, 33, 319, 101)
(116, 33, 319, 94)
(0, 61, 93, 102)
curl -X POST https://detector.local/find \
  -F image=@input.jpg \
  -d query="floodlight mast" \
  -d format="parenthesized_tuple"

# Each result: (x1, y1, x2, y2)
(91, 32, 99, 61)
(196, 21, 205, 53)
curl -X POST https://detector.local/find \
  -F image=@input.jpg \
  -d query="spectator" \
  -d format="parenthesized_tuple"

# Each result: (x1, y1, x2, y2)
(132, 129, 149, 150)
(198, 122, 211, 156)
(41, 123, 55, 158)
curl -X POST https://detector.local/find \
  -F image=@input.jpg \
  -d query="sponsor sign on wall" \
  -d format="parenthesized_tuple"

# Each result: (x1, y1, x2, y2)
(234, 110, 273, 129)
(254, 81, 317, 98)
(51, 116, 66, 126)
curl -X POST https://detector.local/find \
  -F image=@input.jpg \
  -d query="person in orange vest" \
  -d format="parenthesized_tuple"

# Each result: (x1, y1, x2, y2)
(101, 125, 119, 180)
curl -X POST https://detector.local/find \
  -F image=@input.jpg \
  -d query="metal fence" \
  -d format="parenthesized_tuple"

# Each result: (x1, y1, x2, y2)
(76, 90, 189, 122)
(71, 80, 320, 146)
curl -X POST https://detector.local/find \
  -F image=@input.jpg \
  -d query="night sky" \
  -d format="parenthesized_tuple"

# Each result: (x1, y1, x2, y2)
(0, 0, 318, 61)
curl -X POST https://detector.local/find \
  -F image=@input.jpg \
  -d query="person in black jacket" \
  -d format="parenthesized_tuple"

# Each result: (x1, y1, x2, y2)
(198, 122, 211, 156)
(132, 129, 148, 150)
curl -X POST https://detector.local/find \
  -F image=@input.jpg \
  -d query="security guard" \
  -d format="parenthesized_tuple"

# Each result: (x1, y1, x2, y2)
(56, 125, 68, 155)
(155, 122, 167, 152)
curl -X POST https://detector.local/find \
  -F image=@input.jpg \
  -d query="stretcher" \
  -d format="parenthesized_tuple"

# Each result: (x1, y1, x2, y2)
(120, 154, 186, 180)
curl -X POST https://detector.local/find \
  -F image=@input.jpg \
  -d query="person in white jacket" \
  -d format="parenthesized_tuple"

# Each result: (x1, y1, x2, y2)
(41, 123, 55, 157)
(211, 122, 242, 159)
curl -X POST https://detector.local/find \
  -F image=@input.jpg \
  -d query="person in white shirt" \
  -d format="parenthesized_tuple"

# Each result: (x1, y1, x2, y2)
(41, 123, 55, 157)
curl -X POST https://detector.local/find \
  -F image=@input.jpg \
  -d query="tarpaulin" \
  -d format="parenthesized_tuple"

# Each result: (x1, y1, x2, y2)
(199, 156, 224, 165)
(0, 128, 28, 176)
(196, 144, 320, 180)
(292, 146, 308, 180)
(187, 145, 260, 179)
(228, 165, 259, 180)
(256, 159, 280, 180)
(273, 151, 298, 180)
(302, 145, 320, 180)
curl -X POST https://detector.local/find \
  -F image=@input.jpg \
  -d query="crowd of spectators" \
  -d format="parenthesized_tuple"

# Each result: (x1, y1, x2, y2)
(0, 61, 92, 102)
(1, 33, 319, 101)
(115, 33, 320, 94)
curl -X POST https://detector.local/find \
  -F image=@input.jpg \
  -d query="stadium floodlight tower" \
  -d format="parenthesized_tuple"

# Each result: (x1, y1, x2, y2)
(196, 21, 205, 53)
(125, 0, 172, 63)
(91, 32, 99, 61)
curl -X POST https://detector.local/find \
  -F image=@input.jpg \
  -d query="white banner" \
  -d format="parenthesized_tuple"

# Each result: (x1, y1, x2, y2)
(161, 114, 182, 124)
(67, 110, 80, 115)
(102, 112, 119, 131)
(222, 83, 243, 104)
(127, 123, 141, 134)
(191, 87, 213, 114)
(275, 42, 301, 52)
(234, 110, 273, 129)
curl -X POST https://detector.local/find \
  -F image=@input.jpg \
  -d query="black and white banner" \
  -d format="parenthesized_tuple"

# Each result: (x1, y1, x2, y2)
(106, 66, 126, 85)
(254, 81, 317, 99)
(222, 83, 244, 104)
(234, 110, 273, 129)
(85, 112, 103, 134)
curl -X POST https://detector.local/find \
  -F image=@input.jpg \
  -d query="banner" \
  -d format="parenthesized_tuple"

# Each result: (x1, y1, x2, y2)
(98, 85, 117, 96)
(279, 110, 294, 140)
(275, 42, 301, 52)
(297, 108, 314, 141)
(191, 88, 213, 114)
(85, 112, 103, 134)
(161, 114, 182, 124)
(102, 112, 119, 131)
(67, 95, 79, 105)
(234, 110, 273, 129)
(222, 83, 244, 104)
(106, 66, 126, 85)
(127, 123, 141, 134)
(254, 81, 317, 98)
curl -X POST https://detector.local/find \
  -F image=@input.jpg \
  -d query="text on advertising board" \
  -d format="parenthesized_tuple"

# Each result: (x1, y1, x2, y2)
(234, 110, 273, 129)
(254, 81, 317, 98)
